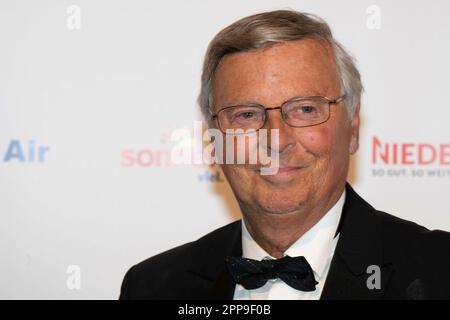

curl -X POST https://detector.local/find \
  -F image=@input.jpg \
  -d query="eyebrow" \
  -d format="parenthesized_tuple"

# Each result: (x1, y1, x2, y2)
(218, 92, 326, 108)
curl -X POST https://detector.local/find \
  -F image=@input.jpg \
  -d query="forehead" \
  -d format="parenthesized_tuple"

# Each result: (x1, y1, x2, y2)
(212, 38, 340, 108)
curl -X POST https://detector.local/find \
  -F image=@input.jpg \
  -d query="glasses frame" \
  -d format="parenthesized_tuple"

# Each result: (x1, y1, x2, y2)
(211, 94, 347, 133)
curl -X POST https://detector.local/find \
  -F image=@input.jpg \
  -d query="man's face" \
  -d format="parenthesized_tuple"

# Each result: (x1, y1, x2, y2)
(211, 39, 360, 216)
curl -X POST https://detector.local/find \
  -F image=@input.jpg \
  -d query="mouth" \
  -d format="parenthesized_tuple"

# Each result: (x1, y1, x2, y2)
(255, 165, 305, 183)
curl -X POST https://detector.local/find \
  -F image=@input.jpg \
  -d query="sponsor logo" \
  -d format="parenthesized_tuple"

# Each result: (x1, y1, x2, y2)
(2, 139, 50, 163)
(120, 121, 281, 176)
(371, 136, 450, 177)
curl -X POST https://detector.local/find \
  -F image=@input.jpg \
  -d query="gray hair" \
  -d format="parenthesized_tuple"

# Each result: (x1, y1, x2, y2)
(198, 10, 363, 122)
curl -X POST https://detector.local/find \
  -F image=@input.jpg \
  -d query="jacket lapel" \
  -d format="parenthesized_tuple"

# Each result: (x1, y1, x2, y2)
(321, 183, 393, 299)
(185, 220, 242, 299)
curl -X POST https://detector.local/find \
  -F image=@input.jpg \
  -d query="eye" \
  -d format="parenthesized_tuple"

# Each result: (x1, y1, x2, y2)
(235, 111, 256, 119)
(297, 106, 317, 113)
(284, 100, 323, 120)
(228, 108, 262, 123)
(291, 105, 319, 115)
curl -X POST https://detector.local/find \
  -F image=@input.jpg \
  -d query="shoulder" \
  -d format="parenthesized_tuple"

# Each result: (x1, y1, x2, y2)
(119, 220, 241, 299)
(127, 220, 241, 276)
(374, 210, 450, 272)
(346, 183, 450, 251)
(373, 210, 450, 298)
(375, 209, 450, 248)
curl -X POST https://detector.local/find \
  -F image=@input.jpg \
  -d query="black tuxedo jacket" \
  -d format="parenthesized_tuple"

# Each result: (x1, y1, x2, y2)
(119, 183, 450, 299)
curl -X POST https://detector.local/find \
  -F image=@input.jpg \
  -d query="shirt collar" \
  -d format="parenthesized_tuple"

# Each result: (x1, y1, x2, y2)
(241, 189, 346, 279)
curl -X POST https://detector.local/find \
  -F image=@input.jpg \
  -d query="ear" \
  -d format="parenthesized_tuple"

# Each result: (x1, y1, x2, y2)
(349, 104, 360, 155)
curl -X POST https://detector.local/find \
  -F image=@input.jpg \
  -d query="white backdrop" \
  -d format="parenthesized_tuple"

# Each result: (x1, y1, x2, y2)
(0, 0, 449, 299)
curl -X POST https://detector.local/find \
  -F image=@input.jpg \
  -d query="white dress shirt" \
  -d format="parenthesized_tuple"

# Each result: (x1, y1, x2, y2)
(233, 189, 346, 300)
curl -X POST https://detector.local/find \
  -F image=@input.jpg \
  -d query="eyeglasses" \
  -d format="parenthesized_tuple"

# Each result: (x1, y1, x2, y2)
(211, 94, 346, 133)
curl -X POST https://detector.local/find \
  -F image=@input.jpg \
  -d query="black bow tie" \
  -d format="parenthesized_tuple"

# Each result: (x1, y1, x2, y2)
(225, 255, 318, 291)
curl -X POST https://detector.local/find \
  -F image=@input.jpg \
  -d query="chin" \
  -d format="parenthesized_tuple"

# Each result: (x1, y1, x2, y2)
(254, 190, 308, 215)
(258, 197, 301, 215)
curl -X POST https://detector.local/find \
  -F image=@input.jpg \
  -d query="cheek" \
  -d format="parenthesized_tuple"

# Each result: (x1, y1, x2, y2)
(298, 123, 350, 163)
(298, 126, 332, 157)
(221, 165, 250, 187)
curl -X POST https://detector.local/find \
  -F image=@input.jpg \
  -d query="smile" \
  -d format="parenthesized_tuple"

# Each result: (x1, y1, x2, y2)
(256, 166, 305, 183)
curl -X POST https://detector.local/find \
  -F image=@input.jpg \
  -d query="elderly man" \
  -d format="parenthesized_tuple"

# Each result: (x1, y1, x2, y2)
(120, 10, 450, 300)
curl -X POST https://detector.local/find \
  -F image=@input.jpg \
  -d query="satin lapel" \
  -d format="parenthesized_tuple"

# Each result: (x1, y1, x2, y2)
(207, 267, 238, 300)
(321, 252, 393, 299)
(321, 183, 393, 300)
(186, 220, 242, 300)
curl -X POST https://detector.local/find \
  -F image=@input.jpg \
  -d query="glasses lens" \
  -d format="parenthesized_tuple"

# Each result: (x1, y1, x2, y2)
(218, 106, 265, 131)
(283, 97, 329, 127)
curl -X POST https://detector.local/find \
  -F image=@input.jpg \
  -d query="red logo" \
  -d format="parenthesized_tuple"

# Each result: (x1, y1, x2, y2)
(372, 136, 450, 165)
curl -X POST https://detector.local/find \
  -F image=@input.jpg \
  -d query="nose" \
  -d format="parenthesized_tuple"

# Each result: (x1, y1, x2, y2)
(263, 109, 296, 155)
